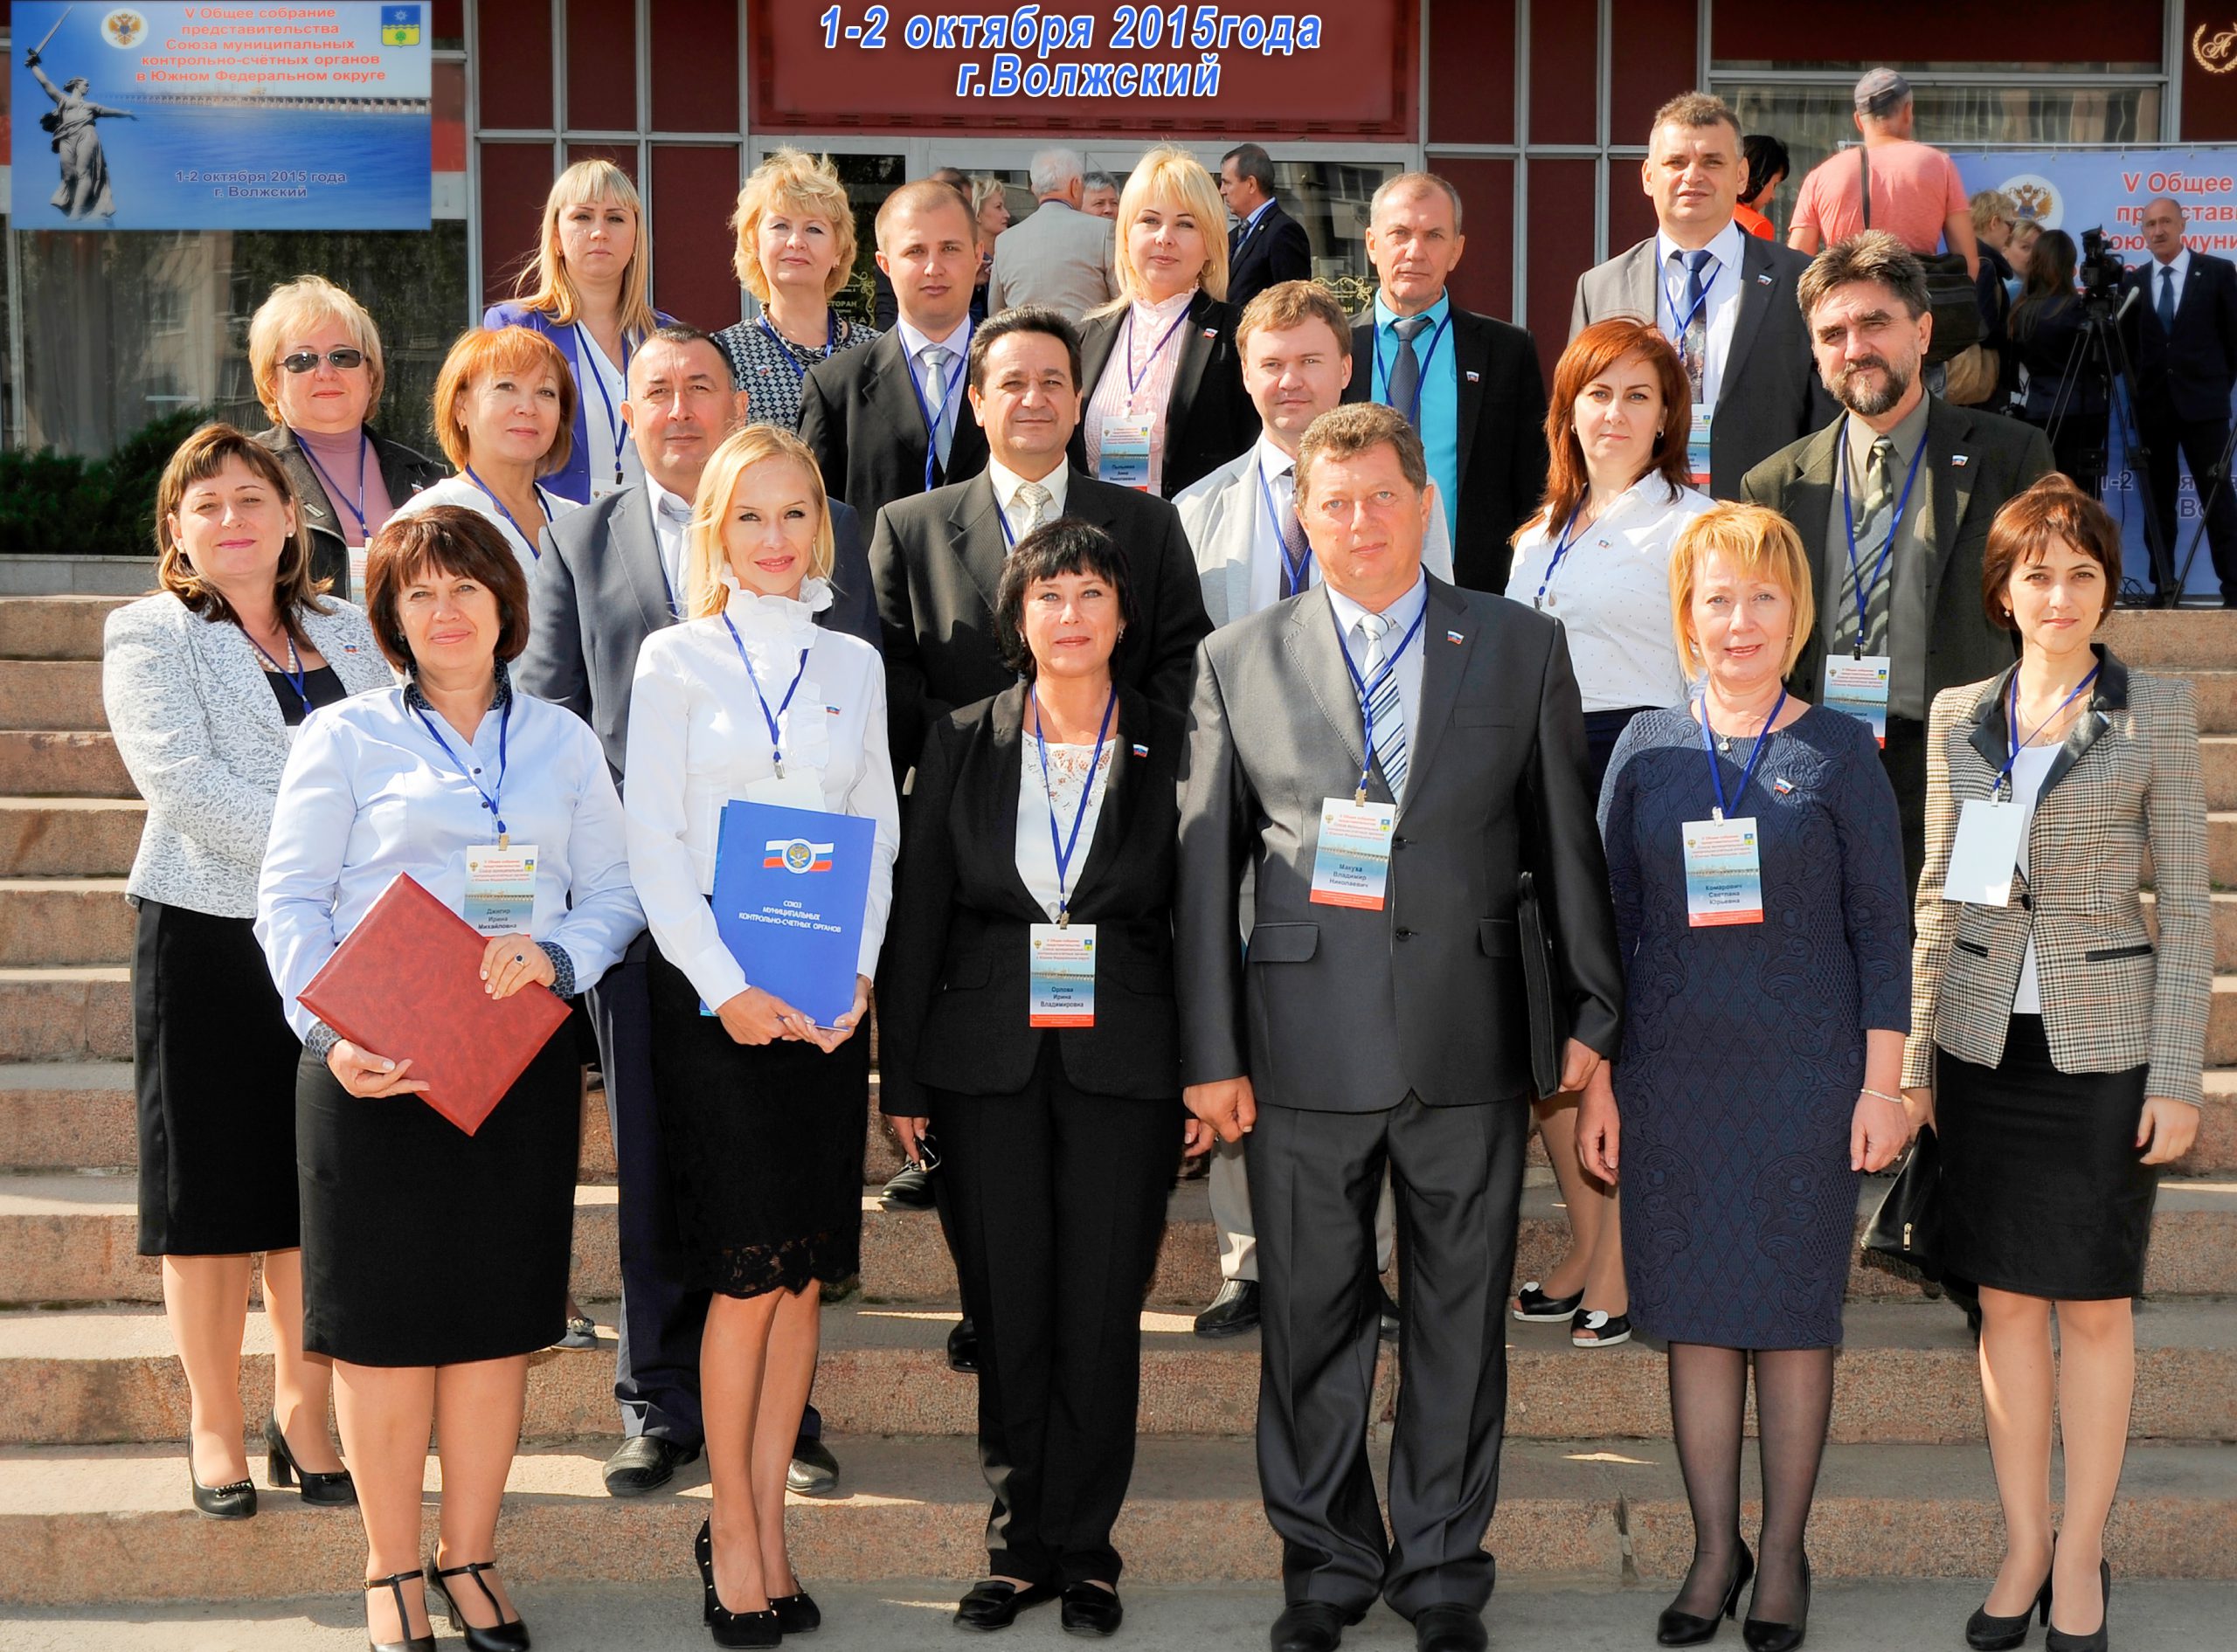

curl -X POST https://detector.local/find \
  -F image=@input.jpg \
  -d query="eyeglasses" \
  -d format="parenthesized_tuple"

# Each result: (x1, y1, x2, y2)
(279, 348, 366, 374)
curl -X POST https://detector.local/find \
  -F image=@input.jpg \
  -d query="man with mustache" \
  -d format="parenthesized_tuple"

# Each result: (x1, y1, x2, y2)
(1743, 232, 2053, 891)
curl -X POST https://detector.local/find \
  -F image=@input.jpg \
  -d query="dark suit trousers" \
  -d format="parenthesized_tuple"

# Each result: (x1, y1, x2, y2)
(1880, 714, 1927, 906)
(1251, 1093, 1527, 1620)
(932, 1043, 1177, 1586)
(2139, 398, 2237, 598)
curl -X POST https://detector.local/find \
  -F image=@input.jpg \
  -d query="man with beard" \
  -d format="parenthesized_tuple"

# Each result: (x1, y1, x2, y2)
(1743, 231, 2052, 891)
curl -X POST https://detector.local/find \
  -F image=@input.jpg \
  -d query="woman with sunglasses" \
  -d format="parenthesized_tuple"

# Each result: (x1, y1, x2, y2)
(248, 275, 446, 601)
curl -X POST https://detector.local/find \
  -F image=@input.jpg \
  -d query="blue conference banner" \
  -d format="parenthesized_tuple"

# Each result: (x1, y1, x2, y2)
(707, 799, 876, 1030)
(1949, 147, 2237, 598)
(10, 3, 431, 230)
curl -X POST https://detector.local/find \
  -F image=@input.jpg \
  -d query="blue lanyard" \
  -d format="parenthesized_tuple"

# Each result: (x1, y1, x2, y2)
(296, 432, 371, 541)
(1330, 597, 1429, 802)
(1533, 503, 1589, 612)
(1838, 421, 1927, 657)
(573, 324, 632, 489)
(245, 628, 311, 715)
(1697, 687, 1786, 821)
(1123, 304, 1195, 398)
(1232, 204, 1268, 252)
(756, 311, 837, 385)
(412, 695, 513, 844)
(464, 467, 550, 560)
(1257, 460, 1310, 596)
(905, 325, 971, 492)
(1372, 309, 1452, 425)
(720, 612, 814, 778)
(1661, 254, 1721, 349)
(1995, 667, 2098, 798)
(1030, 685, 1118, 925)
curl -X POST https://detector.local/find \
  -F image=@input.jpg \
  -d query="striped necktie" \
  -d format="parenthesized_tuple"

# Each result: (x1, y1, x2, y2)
(1842, 436, 1899, 654)
(1277, 464, 1312, 598)
(1360, 611, 1408, 798)
(919, 345, 955, 468)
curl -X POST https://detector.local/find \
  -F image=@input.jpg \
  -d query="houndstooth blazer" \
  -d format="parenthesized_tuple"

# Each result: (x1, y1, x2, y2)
(1906, 646, 2212, 1104)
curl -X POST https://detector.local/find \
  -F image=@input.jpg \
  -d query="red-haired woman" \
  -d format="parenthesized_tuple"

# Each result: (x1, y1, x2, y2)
(1504, 318, 1714, 1354)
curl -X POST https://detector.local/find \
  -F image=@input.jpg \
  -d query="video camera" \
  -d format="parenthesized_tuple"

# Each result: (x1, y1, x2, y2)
(2077, 227, 2127, 302)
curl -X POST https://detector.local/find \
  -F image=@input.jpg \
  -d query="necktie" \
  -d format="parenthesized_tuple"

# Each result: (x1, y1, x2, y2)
(1385, 314, 1434, 428)
(919, 345, 955, 469)
(1014, 480, 1050, 539)
(1673, 248, 1716, 404)
(654, 494, 691, 613)
(1277, 465, 1312, 599)
(2160, 265, 2178, 332)
(1846, 436, 1898, 653)
(1360, 611, 1408, 799)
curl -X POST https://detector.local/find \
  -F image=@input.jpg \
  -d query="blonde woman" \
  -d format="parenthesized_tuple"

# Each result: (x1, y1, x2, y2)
(1577, 505, 1909, 1651)
(970, 174, 1012, 316)
(622, 426, 898, 1646)
(1074, 146, 1257, 497)
(248, 275, 445, 597)
(712, 148, 880, 432)
(486, 159, 674, 506)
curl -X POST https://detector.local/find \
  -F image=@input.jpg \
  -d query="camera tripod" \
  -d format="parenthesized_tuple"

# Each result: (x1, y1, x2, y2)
(2044, 294, 2178, 600)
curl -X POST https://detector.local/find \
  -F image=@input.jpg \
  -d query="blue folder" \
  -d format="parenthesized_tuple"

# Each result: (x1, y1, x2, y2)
(708, 799, 876, 1028)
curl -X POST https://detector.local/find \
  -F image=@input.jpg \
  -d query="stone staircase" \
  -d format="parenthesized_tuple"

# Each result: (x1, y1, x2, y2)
(0, 595, 2231, 1607)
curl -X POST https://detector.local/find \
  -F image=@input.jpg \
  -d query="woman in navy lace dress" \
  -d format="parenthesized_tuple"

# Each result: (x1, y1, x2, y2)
(1578, 504, 1910, 1652)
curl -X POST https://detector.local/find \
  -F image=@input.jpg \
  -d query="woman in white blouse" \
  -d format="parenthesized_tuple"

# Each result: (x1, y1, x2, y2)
(258, 506, 641, 1652)
(388, 326, 579, 582)
(877, 520, 1188, 1638)
(621, 425, 897, 1647)
(1074, 146, 1257, 498)
(1506, 318, 1713, 1353)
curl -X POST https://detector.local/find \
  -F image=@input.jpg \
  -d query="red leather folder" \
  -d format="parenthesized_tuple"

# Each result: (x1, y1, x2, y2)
(295, 873, 569, 1136)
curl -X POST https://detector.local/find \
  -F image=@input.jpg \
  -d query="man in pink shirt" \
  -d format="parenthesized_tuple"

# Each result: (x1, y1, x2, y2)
(1790, 68, 1979, 280)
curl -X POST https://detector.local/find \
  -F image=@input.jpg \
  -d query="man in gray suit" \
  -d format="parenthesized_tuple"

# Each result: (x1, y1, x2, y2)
(1174, 404, 1623, 1652)
(517, 323, 873, 1504)
(984, 147, 1118, 322)
(1571, 91, 1834, 498)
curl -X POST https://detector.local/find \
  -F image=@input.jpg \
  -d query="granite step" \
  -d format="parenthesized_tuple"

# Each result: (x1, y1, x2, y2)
(0, 879, 134, 969)
(2182, 667, 2237, 733)
(2213, 811, 2235, 887)
(0, 660, 107, 734)
(2097, 608, 2237, 670)
(2207, 736, 2237, 812)
(0, 968, 133, 1062)
(0, 733, 132, 800)
(0, 798, 145, 880)
(0, 1434, 2230, 1606)
(0, 598, 129, 665)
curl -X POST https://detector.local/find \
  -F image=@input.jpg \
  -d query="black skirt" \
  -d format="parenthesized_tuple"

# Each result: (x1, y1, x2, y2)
(1936, 1014, 2157, 1301)
(295, 1031, 580, 1365)
(647, 944, 867, 1300)
(134, 900, 303, 1256)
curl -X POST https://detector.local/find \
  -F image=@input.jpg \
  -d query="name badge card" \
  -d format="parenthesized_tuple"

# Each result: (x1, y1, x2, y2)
(1028, 923, 1096, 1026)
(1310, 798, 1397, 909)
(1097, 416, 1153, 489)
(744, 771, 827, 812)
(1942, 799, 2026, 906)
(1823, 654, 1892, 746)
(1687, 404, 1714, 490)
(463, 843, 538, 937)
(347, 545, 371, 608)
(1680, 818, 1763, 927)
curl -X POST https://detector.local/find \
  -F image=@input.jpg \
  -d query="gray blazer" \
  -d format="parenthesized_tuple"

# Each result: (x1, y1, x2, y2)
(1570, 231, 1836, 498)
(985, 197, 1118, 321)
(103, 593, 391, 918)
(1173, 577, 1624, 1110)
(520, 484, 880, 784)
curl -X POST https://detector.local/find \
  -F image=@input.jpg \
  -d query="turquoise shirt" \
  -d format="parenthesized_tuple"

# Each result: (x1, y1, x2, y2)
(1371, 290, 1459, 543)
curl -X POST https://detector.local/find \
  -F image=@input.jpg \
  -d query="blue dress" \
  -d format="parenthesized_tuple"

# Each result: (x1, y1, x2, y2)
(1598, 703, 1911, 1349)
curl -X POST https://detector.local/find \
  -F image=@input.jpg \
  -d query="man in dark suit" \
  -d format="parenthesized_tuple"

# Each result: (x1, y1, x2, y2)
(517, 324, 872, 1503)
(1743, 234, 2053, 891)
(801, 177, 991, 528)
(1340, 172, 1548, 594)
(1221, 142, 1312, 314)
(1572, 90, 1835, 501)
(1174, 403, 1622, 1652)
(2123, 196, 2237, 604)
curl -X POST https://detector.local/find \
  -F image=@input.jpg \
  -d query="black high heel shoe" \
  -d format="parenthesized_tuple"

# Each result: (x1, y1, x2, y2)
(694, 1518, 779, 1648)
(1966, 1567, 2053, 1650)
(2045, 1559, 2111, 1652)
(1742, 1553, 1810, 1652)
(769, 1586, 821, 1635)
(266, 1413, 357, 1506)
(426, 1557, 530, 1652)
(364, 1569, 435, 1652)
(188, 1463, 256, 1520)
(1658, 1543, 1754, 1645)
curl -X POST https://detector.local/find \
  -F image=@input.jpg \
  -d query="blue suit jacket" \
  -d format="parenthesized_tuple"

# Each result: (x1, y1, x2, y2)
(481, 301, 677, 505)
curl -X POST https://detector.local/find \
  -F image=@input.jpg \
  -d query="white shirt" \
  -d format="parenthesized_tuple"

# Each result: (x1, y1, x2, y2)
(646, 477, 692, 608)
(2151, 246, 2193, 312)
(1325, 573, 1428, 801)
(987, 456, 1071, 546)
(1015, 735, 1114, 922)
(2009, 742, 2059, 1014)
(257, 676, 643, 1044)
(387, 475, 579, 584)
(577, 328, 628, 496)
(894, 315, 973, 451)
(622, 577, 900, 1010)
(1244, 435, 1312, 614)
(1655, 219, 1747, 406)
(1508, 476, 1714, 712)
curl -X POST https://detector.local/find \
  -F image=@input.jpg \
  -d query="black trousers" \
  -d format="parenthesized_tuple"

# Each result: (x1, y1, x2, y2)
(1250, 1094, 1527, 1620)
(2138, 400, 2237, 600)
(1880, 712, 1928, 907)
(932, 1044, 1178, 1586)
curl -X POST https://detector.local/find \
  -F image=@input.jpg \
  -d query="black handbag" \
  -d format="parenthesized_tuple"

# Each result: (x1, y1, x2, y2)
(1516, 871, 1565, 1100)
(1861, 1123, 1943, 1279)
(1860, 149, 1980, 367)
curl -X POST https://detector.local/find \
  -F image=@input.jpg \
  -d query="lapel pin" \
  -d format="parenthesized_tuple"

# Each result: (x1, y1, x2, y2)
(826, 704, 842, 715)
(342, 644, 359, 653)
(1201, 327, 1218, 339)
(1465, 369, 1481, 383)
(1756, 271, 1775, 285)
(1773, 777, 1794, 796)
(1445, 630, 1465, 644)
(1132, 742, 1149, 757)
(1951, 453, 1970, 467)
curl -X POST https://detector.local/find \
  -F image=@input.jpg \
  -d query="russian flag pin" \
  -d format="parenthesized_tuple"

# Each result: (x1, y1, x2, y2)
(1132, 743, 1149, 757)
(1774, 777, 1794, 796)
(1445, 630, 1465, 644)
(1951, 453, 1970, 467)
